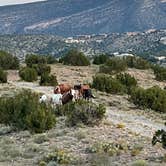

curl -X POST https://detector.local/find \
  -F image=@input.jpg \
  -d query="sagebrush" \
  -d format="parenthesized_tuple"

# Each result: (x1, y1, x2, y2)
(55, 100, 106, 126)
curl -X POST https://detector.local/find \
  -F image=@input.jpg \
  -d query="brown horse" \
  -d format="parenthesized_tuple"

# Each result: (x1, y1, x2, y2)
(54, 84, 72, 94)
(74, 84, 94, 100)
(62, 91, 73, 105)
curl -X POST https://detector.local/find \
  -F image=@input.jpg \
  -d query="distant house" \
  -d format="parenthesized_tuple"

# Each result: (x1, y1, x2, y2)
(113, 52, 134, 57)
(155, 56, 166, 61)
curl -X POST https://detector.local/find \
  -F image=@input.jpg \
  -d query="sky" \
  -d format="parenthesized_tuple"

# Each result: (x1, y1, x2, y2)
(0, 0, 47, 6)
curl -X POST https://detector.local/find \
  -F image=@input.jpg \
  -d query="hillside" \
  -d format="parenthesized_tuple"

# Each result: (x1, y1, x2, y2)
(0, 64, 166, 165)
(0, 30, 166, 59)
(0, 0, 166, 36)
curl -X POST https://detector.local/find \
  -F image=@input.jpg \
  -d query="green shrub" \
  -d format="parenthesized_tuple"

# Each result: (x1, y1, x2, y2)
(0, 50, 19, 69)
(0, 68, 7, 83)
(124, 56, 150, 69)
(100, 57, 127, 74)
(152, 123, 166, 149)
(0, 90, 56, 133)
(59, 49, 90, 66)
(93, 54, 109, 65)
(40, 73, 58, 86)
(55, 100, 106, 126)
(45, 55, 58, 64)
(19, 67, 38, 82)
(116, 73, 137, 94)
(25, 54, 47, 67)
(130, 86, 166, 113)
(32, 64, 51, 76)
(92, 74, 125, 94)
(152, 65, 166, 81)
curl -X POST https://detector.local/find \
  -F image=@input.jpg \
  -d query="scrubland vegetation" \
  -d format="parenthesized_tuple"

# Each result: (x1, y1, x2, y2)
(0, 50, 19, 70)
(0, 90, 56, 133)
(40, 73, 58, 86)
(19, 67, 38, 82)
(59, 49, 90, 66)
(130, 86, 166, 113)
(93, 54, 109, 65)
(55, 100, 106, 126)
(99, 57, 127, 74)
(92, 73, 137, 95)
(0, 68, 7, 83)
(0, 50, 166, 165)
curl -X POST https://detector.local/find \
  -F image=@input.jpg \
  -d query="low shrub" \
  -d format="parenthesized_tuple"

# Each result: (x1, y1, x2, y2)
(0, 68, 7, 83)
(152, 65, 166, 81)
(0, 50, 19, 69)
(55, 100, 106, 126)
(0, 90, 56, 133)
(100, 57, 127, 74)
(124, 56, 150, 69)
(130, 86, 166, 113)
(93, 54, 109, 65)
(116, 73, 137, 94)
(40, 73, 58, 86)
(59, 49, 90, 66)
(152, 123, 166, 149)
(32, 64, 51, 76)
(92, 74, 125, 94)
(45, 55, 58, 64)
(25, 54, 47, 67)
(19, 67, 38, 82)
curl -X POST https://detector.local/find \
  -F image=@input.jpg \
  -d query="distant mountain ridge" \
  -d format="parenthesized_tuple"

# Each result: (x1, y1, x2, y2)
(0, 0, 166, 36)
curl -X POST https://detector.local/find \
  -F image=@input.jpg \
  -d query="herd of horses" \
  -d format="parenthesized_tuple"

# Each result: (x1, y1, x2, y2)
(39, 83, 95, 106)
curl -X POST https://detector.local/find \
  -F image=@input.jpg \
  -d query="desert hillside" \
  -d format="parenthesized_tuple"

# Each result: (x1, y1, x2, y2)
(0, 64, 166, 166)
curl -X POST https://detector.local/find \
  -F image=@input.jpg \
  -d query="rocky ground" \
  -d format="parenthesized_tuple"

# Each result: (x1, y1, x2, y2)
(0, 64, 166, 166)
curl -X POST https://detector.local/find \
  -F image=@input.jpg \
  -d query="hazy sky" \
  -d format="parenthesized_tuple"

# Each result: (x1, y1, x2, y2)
(0, 0, 47, 6)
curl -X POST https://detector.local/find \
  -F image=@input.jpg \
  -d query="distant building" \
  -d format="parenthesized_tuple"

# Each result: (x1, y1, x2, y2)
(155, 56, 166, 61)
(113, 52, 134, 57)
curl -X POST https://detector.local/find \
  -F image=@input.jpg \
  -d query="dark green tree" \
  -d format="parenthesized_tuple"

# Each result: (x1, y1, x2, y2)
(0, 68, 7, 83)
(100, 57, 127, 74)
(25, 54, 47, 67)
(0, 50, 19, 69)
(93, 54, 109, 65)
(40, 73, 58, 86)
(0, 90, 56, 133)
(19, 67, 38, 82)
(116, 73, 137, 94)
(59, 49, 90, 66)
